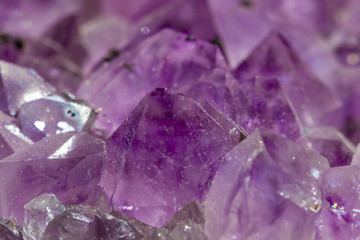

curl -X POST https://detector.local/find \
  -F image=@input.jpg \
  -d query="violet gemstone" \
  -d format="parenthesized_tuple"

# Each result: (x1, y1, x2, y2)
(0, 132, 104, 224)
(316, 166, 360, 239)
(205, 130, 329, 240)
(234, 32, 342, 131)
(77, 28, 226, 136)
(102, 89, 246, 227)
(305, 127, 356, 167)
(18, 95, 95, 141)
(0, 111, 33, 152)
(0, 61, 56, 116)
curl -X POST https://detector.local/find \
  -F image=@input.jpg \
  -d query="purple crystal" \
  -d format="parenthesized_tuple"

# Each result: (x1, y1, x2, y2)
(234, 32, 342, 130)
(0, 61, 56, 116)
(305, 127, 355, 167)
(316, 166, 360, 239)
(102, 88, 246, 227)
(144, 201, 207, 240)
(18, 95, 95, 141)
(77, 29, 226, 135)
(205, 130, 329, 239)
(0, 111, 33, 152)
(0, 132, 104, 224)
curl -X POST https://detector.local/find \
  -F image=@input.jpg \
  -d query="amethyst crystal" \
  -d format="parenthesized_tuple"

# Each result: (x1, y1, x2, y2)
(77, 28, 226, 135)
(305, 127, 356, 167)
(205, 130, 329, 239)
(102, 89, 246, 227)
(18, 95, 95, 141)
(234, 32, 342, 131)
(316, 166, 360, 239)
(0, 61, 55, 116)
(0, 132, 104, 224)
(143, 201, 207, 240)
(0, 0, 358, 239)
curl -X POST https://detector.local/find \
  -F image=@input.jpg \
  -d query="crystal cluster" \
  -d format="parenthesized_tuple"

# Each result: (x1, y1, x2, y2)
(0, 0, 359, 239)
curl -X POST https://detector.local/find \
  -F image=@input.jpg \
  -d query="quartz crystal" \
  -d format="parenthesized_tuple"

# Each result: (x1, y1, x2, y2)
(0, 0, 358, 238)
(234, 32, 343, 130)
(18, 95, 95, 141)
(316, 166, 360, 239)
(23, 194, 66, 240)
(143, 201, 207, 240)
(42, 205, 145, 240)
(305, 127, 356, 167)
(77, 28, 226, 135)
(205, 130, 329, 240)
(0, 61, 56, 116)
(102, 89, 246, 227)
(0, 218, 23, 240)
(0, 132, 104, 224)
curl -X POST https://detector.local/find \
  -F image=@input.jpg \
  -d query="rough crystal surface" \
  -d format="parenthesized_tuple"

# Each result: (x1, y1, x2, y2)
(102, 89, 246, 227)
(0, 218, 23, 240)
(77, 29, 226, 136)
(0, 61, 56, 116)
(42, 205, 144, 240)
(18, 95, 95, 141)
(234, 32, 342, 130)
(0, 132, 104, 224)
(23, 194, 66, 240)
(205, 130, 329, 240)
(143, 201, 207, 240)
(305, 127, 355, 167)
(316, 166, 360, 239)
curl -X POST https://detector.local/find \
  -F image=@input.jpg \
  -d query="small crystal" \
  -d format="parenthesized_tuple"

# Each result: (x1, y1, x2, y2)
(23, 194, 66, 240)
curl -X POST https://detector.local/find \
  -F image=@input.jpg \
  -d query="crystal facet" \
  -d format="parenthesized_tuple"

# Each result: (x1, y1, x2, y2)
(102, 88, 246, 227)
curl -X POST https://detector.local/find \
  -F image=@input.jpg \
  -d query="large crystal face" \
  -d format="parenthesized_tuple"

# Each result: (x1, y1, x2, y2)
(205, 130, 329, 240)
(103, 89, 246, 227)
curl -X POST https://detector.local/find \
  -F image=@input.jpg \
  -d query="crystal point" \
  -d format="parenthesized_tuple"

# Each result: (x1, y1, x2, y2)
(102, 89, 246, 227)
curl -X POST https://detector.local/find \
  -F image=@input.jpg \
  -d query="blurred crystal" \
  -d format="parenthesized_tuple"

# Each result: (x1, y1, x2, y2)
(205, 130, 329, 240)
(18, 95, 95, 141)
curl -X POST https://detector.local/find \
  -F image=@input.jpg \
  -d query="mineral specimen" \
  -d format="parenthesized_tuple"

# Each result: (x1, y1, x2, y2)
(0, 0, 358, 239)
(103, 88, 246, 227)
(205, 130, 329, 240)
(0, 132, 104, 224)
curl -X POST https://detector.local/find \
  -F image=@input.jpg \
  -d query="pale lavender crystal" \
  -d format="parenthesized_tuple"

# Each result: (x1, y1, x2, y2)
(0, 132, 104, 224)
(0, 0, 81, 39)
(0, 111, 33, 152)
(0, 61, 56, 116)
(77, 29, 226, 135)
(102, 89, 246, 227)
(23, 194, 66, 240)
(143, 201, 207, 240)
(205, 130, 329, 240)
(42, 205, 144, 240)
(305, 127, 355, 167)
(18, 95, 95, 141)
(316, 166, 360, 239)
(0, 218, 23, 240)
(208, 0, 331, 68)
(234, 32, 342, 130)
